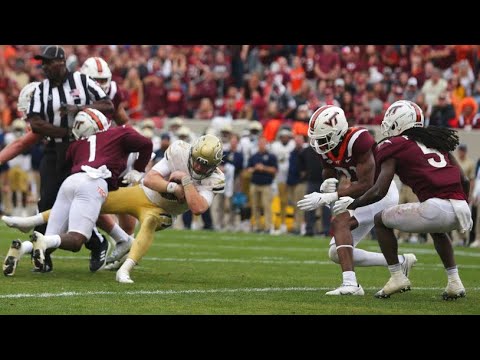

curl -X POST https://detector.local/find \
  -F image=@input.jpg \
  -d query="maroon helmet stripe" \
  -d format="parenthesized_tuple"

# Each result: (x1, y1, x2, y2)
(94, 57, 103, 74)
(83, 108, 104, 130)
(309, 105, 333, 131)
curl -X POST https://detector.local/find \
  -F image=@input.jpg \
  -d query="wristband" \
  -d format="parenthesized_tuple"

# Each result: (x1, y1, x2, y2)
(181, 176, 193, 187)
(166, 182, 178, 193)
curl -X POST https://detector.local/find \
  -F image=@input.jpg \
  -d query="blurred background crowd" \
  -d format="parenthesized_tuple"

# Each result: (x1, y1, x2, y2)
(1, 45, 480, 247)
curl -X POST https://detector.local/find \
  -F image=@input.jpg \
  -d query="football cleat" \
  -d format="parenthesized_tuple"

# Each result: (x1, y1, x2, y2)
(3, 240, 22, 276)
(442, 279, 466, 301)
(1, 215, 35, 233)
(106, 237, 132, 265)
(85, 231, 110, 272)
(401, 253, 417, 277)
(31, 231, 46, 271)
(325, 283, 365, 296)
(116, 269, 134, 284)
(375, 275, 411, 298)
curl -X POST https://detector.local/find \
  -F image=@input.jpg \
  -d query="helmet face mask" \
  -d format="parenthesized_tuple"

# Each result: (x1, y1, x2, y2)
(382, 100, 424, 137)
(188, 134, 223, 180)
(308, 105, 348, 154)
(72, 108, 110, 140)
(80, 57, 112, 94)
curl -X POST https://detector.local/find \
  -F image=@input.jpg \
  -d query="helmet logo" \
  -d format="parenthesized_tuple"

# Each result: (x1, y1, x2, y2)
(214, 148, 222, 161)
(386, 105, 402, 117)
(309, 105, 333, 131)
(325, 112, 339, 127)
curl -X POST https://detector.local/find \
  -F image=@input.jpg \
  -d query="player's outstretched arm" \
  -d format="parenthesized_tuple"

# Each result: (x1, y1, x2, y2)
(0, 132, 41, 165)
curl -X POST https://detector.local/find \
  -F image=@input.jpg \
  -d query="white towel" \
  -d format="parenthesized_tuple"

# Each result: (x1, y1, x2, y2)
(81, 165, 112, 179)
(449, 199, 473, 233)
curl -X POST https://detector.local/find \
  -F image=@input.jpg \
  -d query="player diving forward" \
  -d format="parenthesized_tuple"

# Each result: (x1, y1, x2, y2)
(3, 134, 226, 283)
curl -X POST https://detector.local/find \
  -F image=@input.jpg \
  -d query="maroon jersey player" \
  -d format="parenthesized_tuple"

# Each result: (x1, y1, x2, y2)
(297, 105, 410, 297)
(334, 100, 472, 300)
(26, 108, 152, 272)
(67, 123, 151, 191)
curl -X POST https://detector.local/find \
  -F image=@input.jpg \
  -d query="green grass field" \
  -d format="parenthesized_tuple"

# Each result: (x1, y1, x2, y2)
(0, 223, 478, 315)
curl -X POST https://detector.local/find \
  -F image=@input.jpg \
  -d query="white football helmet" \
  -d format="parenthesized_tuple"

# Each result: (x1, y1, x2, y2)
(18, 81, 41, 117)
(308, 105, 348, 154)
(80, 57, 112, 93)
(72, 108, 110, 140)
(382, 100, 424, 137)
(188, 134, 223, 180)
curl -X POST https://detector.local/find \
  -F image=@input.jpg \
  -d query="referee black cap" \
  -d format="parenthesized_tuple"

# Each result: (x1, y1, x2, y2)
(34, 45, 65, 61)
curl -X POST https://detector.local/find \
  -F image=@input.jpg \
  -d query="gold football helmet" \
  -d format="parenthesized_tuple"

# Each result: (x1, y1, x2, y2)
(188, 134, 223, 180)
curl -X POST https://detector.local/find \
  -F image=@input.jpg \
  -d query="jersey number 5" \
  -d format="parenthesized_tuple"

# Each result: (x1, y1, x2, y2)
(416, 141, 446, 168)
(88, 135, 97, 162)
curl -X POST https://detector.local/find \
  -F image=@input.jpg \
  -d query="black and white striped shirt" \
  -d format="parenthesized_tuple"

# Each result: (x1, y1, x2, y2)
(28, 71, 108, 143)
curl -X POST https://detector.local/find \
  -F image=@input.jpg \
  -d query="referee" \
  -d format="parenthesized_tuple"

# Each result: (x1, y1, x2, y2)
(28, 45, 114, 272)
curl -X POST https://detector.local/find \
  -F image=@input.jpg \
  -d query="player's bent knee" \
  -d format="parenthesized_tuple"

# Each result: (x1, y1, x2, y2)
(374, 211, 385, 228)
(328, 245, 339, 263)
(143, 213, 173, 232)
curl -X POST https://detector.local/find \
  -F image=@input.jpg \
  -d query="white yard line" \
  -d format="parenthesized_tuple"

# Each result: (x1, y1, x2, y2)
(1, 286, 479, 299)
(49, 255, 480, 269)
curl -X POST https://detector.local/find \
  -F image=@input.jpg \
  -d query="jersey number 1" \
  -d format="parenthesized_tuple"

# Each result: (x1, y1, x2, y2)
(416, 141, 446, 168)
(88, 135, 97, 162)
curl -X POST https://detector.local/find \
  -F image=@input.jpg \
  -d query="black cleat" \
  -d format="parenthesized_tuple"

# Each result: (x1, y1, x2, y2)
(86, 230, 109, 272)
(32, 252, 53, 273)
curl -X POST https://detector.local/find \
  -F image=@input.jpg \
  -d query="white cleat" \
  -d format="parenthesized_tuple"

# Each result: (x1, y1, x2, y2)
(1, 215, 35, 233)
(116, 269, 134, 284)
(326, 283, 365, 296)
(31, 231, 46, 271)
(401, 253, 417, 277)
(104, 254, 128, 271)
(3, 240, 22, 276)
(442, 279, 466, 300)
(106, 237, 132, 265)
(375, 275, 411, 298)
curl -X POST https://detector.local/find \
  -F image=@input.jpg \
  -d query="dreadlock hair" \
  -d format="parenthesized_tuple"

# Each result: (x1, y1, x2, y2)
(402, 126, 459, 153)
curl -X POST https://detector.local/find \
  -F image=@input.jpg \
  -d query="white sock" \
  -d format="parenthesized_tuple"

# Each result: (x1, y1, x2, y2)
(388, 263, 402, 276)
(342, 271, 357, 286)
(20, 241, 33, 256)
(352, 248, 405, 267)
(109, 223, 130, 244)
(120, 258, 136, 272)
(30, 213, 45, 226)
(44, 235, 61, 249)
(446, 266, 460, 282)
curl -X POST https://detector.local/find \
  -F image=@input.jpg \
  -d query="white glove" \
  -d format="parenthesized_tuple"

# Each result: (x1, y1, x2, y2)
(297, 192, 338, 211)
(320, 178, 339, 193)
(122, 170, 145, 185)
(332, 196, 355, 216)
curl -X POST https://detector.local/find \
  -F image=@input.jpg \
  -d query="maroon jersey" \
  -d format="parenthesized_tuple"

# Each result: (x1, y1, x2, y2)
(320, 128, 375, 181)
(107, 81, 129, 121)
(375, 135, 466, 202)
(66, 126, 152, 191)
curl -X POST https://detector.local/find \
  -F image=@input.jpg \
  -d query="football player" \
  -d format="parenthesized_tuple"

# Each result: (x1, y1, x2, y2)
(333, 100, 472, 300)
(2, 108, 152, 276)
(80, 56, 138, 265)
(3, 134, 226, 284)
(297, 105, 416, 296)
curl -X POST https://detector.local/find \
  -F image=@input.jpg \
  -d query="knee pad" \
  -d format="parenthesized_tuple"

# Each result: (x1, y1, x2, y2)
(328, 245, 339, 263)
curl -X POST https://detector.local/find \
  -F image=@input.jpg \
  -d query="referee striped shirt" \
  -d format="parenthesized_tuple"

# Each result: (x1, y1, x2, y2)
(28, 71, 108, 143)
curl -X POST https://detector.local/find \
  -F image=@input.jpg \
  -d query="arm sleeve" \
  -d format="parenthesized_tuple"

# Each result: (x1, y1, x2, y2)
(28, 85, 44, 118)
(122, 127, 154, 172)
(150, 157, 171, 178)
(85, 74, 108, 101)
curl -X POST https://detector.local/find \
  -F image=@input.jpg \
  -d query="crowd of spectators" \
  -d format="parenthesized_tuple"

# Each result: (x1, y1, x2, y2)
(2, 45, 480, 134)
